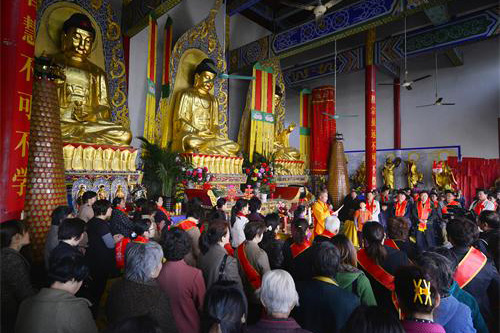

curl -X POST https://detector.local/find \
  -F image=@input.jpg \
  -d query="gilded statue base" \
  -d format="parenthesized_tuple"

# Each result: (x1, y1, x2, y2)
(274, 159, 306, 176)
(182, 153, 243, 175)
(63, 143, 138, 172)
(274, 175, 309, 187)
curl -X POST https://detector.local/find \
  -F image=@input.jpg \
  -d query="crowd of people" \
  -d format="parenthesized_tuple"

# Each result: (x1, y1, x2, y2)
(1, 186, 499, 333)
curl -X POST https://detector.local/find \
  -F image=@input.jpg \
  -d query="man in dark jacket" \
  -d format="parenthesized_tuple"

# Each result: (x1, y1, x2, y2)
(292, 242, 360, 333)
(48, 218, 85, 265)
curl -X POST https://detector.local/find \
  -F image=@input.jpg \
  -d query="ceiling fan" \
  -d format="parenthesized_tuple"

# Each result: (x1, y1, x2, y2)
(281, 0, 343, 21)
(324, 39, 359, 121)
(417, 53, 455, 108)
(378, 16, 431, 90)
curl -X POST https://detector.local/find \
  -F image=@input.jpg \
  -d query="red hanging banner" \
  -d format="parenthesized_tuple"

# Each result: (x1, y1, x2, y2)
(311, 86, 335, 174)
(0, 0, 37, 221)
(365, 28, 377, 190)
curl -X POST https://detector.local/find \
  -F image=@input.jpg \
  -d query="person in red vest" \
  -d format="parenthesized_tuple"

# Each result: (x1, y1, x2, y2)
(469, 189, 495, 216)
(235, 221, 270, 324)
(411, 190, 437, 253)
(175, 202, 202, 267)
(358, 222, 410, 316)
(390, 191, 411, 226)
(442, 190, 461, 215)
(282, 218, 314, 282)
(379, 186, 392, 206)
(447, 219, 499, 331)
(153, 194, 172, 232)
(365, 190, 380, 222)
(115, 219, 151, 270)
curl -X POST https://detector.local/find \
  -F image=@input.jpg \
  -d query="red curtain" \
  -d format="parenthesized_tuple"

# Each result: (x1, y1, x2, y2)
(448, 157, 500, 206)
(311, 86, 335, 174)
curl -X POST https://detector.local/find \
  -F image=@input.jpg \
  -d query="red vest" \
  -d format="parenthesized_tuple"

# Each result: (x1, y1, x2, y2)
(395, 200, 408, 217)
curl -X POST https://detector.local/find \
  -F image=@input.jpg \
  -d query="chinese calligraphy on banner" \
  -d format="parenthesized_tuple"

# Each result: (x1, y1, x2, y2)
(0, 0, 37, 221)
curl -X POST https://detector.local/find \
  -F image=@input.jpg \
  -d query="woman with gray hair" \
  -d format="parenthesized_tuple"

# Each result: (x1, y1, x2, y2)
(106, 242, 177, 333)
(247, 270, 311, 332)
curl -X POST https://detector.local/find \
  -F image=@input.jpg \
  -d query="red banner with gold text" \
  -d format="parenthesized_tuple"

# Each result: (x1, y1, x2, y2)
(0, 0, 36, 221)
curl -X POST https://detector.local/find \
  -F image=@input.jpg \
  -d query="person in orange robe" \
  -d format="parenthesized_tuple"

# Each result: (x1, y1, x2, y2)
(312, 189, 332, 239)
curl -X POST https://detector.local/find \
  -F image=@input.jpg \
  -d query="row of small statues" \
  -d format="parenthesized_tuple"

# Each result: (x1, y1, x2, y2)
(183, 153, 244, 175)
(63, 144, 137, 172)
(353, 157, 456, 191)
(50, 13, 301, 163)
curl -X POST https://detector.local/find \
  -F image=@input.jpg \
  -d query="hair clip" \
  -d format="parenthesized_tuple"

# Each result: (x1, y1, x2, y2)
(267, 225, 273, 231)
(413, 279, 432, 306)
(131, 232, 137, 238)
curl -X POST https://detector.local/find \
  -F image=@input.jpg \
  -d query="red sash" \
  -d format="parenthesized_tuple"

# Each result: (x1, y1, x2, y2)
(357, 248, 394, 291)
(366, 200, 376, 215)
(454, 247, 487, 288)
(417, 200, 431, 221)
(473, 200, 485, 216)
(384, 239, 400, 250)
(395, 200, 407, 217)
(117, 207, 127, 214)
(158, 205, 170, 217)
(321, 230, 335, 238)
(290, 241, 311, 259)
(115, 238, 131, 270)
(442, 200, 459, 214)
(177, 219, 198, 231)
(132, 235, 149, 244)
(237, 242, 262, 290)
(224, 243, 234, 256)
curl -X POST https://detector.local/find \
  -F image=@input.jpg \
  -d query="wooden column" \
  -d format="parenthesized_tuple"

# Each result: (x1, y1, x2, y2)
(365, 28, 377, 190)
(394, 77, 401, 149)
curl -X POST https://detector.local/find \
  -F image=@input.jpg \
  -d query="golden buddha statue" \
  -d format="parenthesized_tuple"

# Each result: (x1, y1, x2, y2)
(353, 161, 366, 187)
(406, 160, 423, 189)
(97, 184, 108, 200)
(115, 184, 125, 199)
(172, 58, 239, 156)
(433, 161, 457, 191)
(51, 13, 131, 146)
(382, 157, 401, 190)
(273, 122, 301, 161)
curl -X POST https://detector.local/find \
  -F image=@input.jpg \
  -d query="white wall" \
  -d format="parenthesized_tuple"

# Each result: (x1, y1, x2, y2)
(128, 0, 270, 147)
(282, 37, 499, 159)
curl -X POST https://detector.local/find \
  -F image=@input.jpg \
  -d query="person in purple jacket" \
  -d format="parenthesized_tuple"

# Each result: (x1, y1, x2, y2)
(394, 266, 445, 333)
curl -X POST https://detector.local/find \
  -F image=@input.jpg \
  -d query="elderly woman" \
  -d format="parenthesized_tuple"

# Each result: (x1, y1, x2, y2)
(106, 242, 177, 333)
(247, 270, 311, 332)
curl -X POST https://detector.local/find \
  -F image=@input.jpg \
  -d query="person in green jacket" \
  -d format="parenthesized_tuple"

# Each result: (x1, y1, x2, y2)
(331, 234, 377, 306)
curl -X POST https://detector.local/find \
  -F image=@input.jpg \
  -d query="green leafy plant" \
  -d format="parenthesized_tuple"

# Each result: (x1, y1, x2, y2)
(138, 137, 191, 197)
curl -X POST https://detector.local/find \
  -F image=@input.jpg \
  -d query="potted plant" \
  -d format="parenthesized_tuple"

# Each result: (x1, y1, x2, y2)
(138, 137, 191, 209)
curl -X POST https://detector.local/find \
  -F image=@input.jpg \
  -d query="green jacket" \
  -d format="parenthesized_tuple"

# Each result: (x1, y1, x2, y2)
(335, 269, 377, 306)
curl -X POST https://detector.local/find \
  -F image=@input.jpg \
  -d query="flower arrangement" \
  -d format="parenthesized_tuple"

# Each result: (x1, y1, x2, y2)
(182, 167, 213, 185)
(244, 162, 274, 185)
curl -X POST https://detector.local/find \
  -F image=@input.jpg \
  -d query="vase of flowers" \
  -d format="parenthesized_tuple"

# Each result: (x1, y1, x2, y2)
(182, 167, 212, 188)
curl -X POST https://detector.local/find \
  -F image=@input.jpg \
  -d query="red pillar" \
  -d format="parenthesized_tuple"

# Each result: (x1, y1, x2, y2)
(365, 29, 377, 191)
(394, 78, 401, 149)
(0, 0, 36, 221)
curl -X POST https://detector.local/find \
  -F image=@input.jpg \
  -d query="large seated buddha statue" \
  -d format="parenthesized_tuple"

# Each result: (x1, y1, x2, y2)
(172, 58, 240, 156)
(50, 13, 131, 146)
(272, 87, 301, 161)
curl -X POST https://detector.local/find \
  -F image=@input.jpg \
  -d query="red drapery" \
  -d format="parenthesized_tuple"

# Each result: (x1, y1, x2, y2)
(311, 86, 335, 174)
(447, 157, 500, 206)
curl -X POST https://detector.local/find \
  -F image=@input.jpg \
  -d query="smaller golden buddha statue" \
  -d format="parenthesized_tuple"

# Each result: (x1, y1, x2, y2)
(51, 13, 132, 146)
(115, 184, 125, 199)
(406, 160, 423, 189)
(433, 161, 457, 191)
(353, 161, 366, 187)
(273, 122, 301, 161)
(382, 157, 401, 190)
(97, 184, 108, 200)
(172, 58, 240, 156)
(77, 184, 87, 199)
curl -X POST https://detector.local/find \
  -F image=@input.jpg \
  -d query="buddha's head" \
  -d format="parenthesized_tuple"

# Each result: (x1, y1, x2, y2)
(61, 13, 96, 60)
(193, 58, 217, 94)
(274, 85, 283, 109)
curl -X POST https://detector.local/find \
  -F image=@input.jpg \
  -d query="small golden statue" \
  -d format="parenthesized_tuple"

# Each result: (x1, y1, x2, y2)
(50, 13, 131, 146)
(353, 161, 366, 187)
(115, 184, 125, 199)
(77, 184, 87, 199)
(406, 160, 423, 189)
(172, 58, 239, 156)
(382, 157, 401, 190)
(433, 161, 457, 191)
(97, 184, 108, 200)
(273, 122, 301, 161)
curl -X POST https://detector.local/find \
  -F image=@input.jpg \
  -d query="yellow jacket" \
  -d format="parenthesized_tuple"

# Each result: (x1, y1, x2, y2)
(312, 201, 331, 238)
